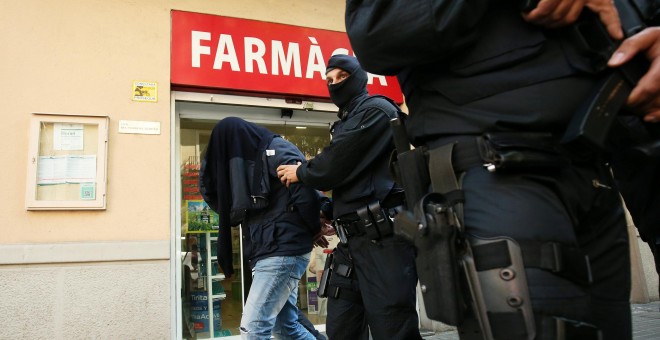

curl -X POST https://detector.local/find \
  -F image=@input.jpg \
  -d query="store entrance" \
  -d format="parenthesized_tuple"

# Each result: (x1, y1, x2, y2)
(176, 98, 338, 338)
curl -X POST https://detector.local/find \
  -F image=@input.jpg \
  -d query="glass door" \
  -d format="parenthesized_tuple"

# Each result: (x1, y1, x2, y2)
(176, 99, 336, 338)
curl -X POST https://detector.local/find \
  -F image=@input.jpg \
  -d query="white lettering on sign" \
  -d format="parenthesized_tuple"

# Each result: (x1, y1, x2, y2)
(272, 41, 301, 77)
(190, 31, 387, 85)
(368, 73, 388, 86)
(245, 37, 267, 74)
(191, 31, 211, 68)
(305, 37, 325, 80)
(213, 34, 240, 71)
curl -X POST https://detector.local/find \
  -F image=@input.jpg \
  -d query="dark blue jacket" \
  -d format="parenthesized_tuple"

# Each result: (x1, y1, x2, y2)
(200, 117, 323, 276)
(244, 137, 322, 266)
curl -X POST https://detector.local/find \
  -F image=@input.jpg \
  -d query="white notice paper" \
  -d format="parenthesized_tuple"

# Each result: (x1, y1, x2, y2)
(37, 155, 96, 185)
(37, 156, 67, 184)
(66, 155, 97, 183)
(53, 123, 84, 150)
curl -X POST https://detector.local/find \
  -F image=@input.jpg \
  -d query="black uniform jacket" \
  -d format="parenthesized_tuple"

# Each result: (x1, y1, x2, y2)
(296, 93, 400, 218)
(347, 1, 620, 144)
(346, 0, 660, 247)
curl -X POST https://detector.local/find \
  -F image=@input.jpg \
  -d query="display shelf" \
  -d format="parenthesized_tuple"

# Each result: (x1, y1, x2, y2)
(202, 231, 224, 336)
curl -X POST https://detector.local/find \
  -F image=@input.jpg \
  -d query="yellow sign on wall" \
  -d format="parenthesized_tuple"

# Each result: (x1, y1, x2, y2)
(132, 81, 158, 102)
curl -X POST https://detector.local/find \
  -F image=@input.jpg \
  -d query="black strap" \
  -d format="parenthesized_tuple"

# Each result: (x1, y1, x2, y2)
(473, 240, 512, 271)
(427, 136, 484, 173)
(368, 201, 390, 238)
(488, 312, 602, 340)
(427, 143, 465, 223)
(471, 240, 593, 285)
(428, 143, 460, 193)
(520, 241, 593, 286)
(488, 311, 528, 339)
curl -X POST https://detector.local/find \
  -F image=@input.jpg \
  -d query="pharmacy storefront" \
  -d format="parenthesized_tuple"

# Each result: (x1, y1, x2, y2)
(2, 2, 655, 339)
(170, 10, 403, 338)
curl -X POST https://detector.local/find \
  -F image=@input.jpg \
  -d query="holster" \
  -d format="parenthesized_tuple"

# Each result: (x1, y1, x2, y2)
(390, 147, 430, 211)
(394, 192, 467, 325)
(317, 252, 334, 298)
(317, 249, 357, 302)
(391, 142, 470, 325)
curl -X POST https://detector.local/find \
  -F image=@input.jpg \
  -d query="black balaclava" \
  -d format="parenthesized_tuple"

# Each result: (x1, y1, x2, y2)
(326, 54, 368, 116)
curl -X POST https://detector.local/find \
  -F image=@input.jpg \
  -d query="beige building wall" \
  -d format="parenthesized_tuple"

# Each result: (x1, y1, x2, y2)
(0, 1, 345, 338)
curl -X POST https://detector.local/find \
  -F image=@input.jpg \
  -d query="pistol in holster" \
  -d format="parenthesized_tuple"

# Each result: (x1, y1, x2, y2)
(317, 250, 354, 299)
(396, 191, 468, 326)
(317, 251, 335, 298)
(389, 118, 469, 325)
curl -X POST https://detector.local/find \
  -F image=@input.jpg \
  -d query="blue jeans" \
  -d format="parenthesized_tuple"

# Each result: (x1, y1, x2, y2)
(240, 254, 315, 340)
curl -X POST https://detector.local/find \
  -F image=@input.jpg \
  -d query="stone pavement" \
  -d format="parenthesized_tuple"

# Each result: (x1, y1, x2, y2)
(421, 301, 660, 340)
(632, 301, 660, 340)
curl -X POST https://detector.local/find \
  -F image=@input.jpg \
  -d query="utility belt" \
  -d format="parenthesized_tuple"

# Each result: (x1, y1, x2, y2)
(425, 132, 571, 174)
(334, 202, 404, 244)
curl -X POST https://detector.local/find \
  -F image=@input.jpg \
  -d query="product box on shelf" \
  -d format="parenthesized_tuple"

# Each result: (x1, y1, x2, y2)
(190, 291, 222, 337)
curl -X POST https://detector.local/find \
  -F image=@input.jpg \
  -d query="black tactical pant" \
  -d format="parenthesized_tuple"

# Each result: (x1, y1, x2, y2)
(325, 235, 421, 340)
(458, 157, 631, 340)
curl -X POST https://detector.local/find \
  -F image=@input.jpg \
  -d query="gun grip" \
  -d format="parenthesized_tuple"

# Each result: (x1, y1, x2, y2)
(561, 69, 635, 151)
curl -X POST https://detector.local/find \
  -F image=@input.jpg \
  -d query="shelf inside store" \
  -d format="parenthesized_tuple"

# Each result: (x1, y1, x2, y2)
(211, 273, 225, 281)
(212, 292, 226, 300)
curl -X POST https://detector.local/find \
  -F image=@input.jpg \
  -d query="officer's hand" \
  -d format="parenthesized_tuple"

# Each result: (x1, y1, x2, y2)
(313, 213, 335, 247)
(608, 27, 660, 121)
(276, 163, 301, 187)
(320, 215, 336, 236)
(522, 0, 623, 40)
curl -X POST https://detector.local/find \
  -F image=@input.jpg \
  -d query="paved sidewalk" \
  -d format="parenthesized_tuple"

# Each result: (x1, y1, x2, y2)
(422, 301, 660, 340)
(632, 301, 660, 340)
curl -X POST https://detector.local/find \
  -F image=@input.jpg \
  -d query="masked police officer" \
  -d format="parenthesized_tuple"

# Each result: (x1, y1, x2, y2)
(345, 0, 660, 339)
(277, 54, 422, 340)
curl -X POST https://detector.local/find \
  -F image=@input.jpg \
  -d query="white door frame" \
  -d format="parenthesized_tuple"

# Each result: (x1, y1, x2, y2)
(170, 91, 337, 339)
